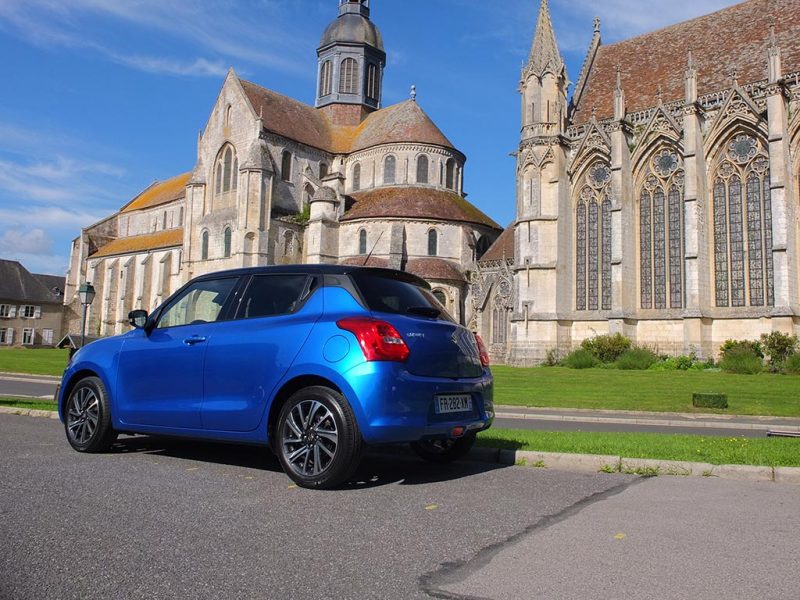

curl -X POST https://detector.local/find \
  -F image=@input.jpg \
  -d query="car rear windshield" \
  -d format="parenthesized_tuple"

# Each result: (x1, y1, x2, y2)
(349, 271, 455, 322)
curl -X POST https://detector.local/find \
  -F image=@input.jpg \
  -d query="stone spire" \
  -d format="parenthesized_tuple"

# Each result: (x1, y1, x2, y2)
(526, 0, 564, 77)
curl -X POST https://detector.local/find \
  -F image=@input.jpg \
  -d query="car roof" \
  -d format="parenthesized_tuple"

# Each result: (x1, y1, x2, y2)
(191, 264, 430, 289)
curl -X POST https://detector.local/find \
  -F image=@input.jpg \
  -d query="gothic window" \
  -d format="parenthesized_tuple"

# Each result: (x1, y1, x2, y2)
(339, 58, 358, 94)
(712, 134, 773, 307)
(178, 207, 184, 226)
(358, 229, 367, 255)
(575, 161, 612, 311)
(201, 231, 209, 260)
(445, 159, 456, 190)
(223, 227, 232, 259)
(283, 231, 296, 256)
(352, 163, 361, 191)
(427, 229, 438, 257)
(383, 155, 396, 184)
(214, 145, 238, 196)
(432, 289, 447, 307)
(416, 154, 429, 184)
(319, 60, 333, 97)
(281, 150, 292, 182)
(365, 63, 379, 100)
(638, 148, 685, 309)
(319, 162, 328, 179)
(492, 307, 508, 344)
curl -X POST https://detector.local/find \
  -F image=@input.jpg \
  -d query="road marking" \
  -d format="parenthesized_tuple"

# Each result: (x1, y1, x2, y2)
(425, 504, 438, 511)
(186, 467, 199, 472)
(613, 533, 627, 540)
(288, 484, 298, 489)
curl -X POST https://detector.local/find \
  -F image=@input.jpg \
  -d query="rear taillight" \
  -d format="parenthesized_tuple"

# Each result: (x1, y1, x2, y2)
(337, 318, 410, 362)
(474, 334, 490, 367)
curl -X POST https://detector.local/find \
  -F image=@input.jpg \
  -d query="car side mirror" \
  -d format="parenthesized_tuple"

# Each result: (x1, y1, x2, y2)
(128, 309, 149, 329)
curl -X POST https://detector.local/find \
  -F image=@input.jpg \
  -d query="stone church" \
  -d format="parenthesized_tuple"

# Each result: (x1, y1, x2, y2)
(63, 0, 501, 337)
(472, 0, 800, 364)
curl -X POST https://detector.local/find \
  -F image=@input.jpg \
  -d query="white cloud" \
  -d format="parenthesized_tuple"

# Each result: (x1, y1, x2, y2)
(0, 228, 54, 255)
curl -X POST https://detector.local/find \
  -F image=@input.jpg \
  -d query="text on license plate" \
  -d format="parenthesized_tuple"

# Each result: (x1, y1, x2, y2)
(435, 394, 473, 414)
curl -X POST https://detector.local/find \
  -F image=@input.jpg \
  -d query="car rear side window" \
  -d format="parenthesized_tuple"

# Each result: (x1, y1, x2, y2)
(349, 272, 455, 322)
(237, 275, 310, 319)
(157, 278, 238, 329)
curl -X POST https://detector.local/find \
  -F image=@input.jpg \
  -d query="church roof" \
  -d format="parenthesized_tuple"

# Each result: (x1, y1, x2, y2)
(320, 12, 384, 52)
(478, 225, 514, 263)
(572, 0, 800, 124)
(120, 173, 190, 213)
(240, 79, 458, 155)
(342, 187, 501, 229)
(90, 229, 183, 259)
(406, 258, 465, 282)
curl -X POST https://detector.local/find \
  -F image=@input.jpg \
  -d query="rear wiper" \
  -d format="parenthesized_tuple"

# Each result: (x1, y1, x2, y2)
(407, 306, 441, 318)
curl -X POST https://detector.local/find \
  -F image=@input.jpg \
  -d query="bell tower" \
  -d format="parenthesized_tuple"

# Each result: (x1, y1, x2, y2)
(316, 0, 386, 126)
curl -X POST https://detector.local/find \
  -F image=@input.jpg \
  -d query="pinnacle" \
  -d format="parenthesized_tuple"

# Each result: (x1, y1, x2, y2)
(527, 0, 564, 78)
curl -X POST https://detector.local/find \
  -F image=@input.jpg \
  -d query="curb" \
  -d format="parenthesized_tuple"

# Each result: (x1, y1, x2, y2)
(469, 447, 800, 485)
(0, 406, 59, 420)
(0, 372, 61, 382)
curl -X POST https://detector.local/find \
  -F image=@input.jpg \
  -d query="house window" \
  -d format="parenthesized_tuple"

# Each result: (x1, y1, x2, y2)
(358, 229, 368, 255)
(0, 305, 10, 318)
(42, 329, 53, 345)
(339, 58, 358, 94)
(383, 155, 396, 185)
(319, 60, 333, 97)
(22, 328, 34, 345)
(352, 163, 361, 191)
(281, 150, 292, 182)
(22, 305, 39, 319)
(214, 145, 238, 196)
(365, 63, 379, 100)
(416, 155, 429, 184)
(0, 328, 7, 344)
(223, 227, 232, 258)
(201, 231, 209, 260)
(445, 159, 456, 190)
(427, 229, 438, 257)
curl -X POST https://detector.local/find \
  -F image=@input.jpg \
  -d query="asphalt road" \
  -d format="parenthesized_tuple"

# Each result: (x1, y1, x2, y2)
(0, 375, 57, 399)
(2, 413, 798, 600)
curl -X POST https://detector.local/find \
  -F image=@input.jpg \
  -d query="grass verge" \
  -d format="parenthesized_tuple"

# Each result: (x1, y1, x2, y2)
(0, 348, 68, 376)
(0, 397, 57, 411)
(477, 428, 800, 467)
(492, 366, 800, 417)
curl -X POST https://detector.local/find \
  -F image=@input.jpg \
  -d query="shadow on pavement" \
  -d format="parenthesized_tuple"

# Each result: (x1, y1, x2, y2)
(107, 434, 510, 489)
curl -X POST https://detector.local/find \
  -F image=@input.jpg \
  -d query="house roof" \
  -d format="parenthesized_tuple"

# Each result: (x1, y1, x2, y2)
(0, 260, 63, 304)
(121, 173, 190, 213)
(34, 274, 66, 297)
(479, 225, 515, 263)
(240, 79, 457, 155)
(406, 258, 465, 282)
(342, 187, 501, 229)
(90, 229, 184, 259)
(572, 0, 800, 123)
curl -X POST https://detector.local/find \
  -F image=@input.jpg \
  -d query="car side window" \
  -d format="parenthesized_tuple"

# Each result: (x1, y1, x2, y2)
(237, 275, 309, 320)
(157, 278, 238, 329)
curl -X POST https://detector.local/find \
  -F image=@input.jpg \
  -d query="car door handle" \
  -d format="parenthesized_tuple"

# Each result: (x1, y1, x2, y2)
(183, 336, 207, 346)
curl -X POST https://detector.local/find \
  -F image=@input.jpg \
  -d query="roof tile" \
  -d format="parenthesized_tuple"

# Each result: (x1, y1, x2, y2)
(121, 173, 190, 213)
(90, 229, 184, 258)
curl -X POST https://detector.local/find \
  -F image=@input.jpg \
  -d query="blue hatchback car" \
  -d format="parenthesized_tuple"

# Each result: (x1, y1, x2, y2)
(59, 266, 494, 488)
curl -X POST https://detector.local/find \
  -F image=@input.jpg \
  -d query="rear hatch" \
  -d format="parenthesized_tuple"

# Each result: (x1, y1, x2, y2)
(349, 270, 484, 379)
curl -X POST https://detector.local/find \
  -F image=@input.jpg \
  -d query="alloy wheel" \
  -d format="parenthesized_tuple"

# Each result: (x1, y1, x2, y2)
(67, 386, 100, 445)
(281, 400, 339, 477)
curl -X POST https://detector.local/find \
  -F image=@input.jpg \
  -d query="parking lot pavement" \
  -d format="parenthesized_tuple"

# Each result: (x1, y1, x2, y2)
(0, 413, 630, 600)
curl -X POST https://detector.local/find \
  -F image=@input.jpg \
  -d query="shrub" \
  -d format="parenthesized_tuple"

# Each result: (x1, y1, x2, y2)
(693, 393, 728, 409)
(561, 348, 597, 369)
(544, 348, 561, 367)
(581, 333, 632, 363)
(720, 339, 764, 359)
(784, 353, 800, 375)
(760, 332, 799, 371)
(616, 347, 658, 370)
(719, 346, 763, 375)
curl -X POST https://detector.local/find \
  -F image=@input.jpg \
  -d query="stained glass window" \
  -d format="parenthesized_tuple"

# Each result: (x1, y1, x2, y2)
(640, 190, 652, 309)
(746, 174, 764, 306)
(384, 155, 396, 184)
(601, 198, 612, 311)
(764, 176, 774, 307)
(653, 189, 666, 309)
(713, 179, 730, 307)
(587, 201, 599, 311)
(417, 155, 429, 184)
(576, 201, 587, 311)
(728, 176, 745, 307)
(668, 186, 683, 308)
(576, 162, 612, 311)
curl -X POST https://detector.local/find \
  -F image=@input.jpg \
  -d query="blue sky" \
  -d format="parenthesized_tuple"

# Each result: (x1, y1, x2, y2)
(0, 0, 739, 276)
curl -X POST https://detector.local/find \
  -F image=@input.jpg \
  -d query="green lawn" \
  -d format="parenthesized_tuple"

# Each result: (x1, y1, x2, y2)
(0, 348, 69, 376)
(492, 366, 800, 417)
(0, 397, 57, 411)
(478, 428, 800, 467)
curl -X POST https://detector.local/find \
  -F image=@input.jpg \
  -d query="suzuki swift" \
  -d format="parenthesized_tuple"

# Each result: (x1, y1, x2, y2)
(58, 266, 494, 488)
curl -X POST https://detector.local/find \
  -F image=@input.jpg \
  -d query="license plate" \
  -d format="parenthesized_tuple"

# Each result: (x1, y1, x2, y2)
(435, 394, 473, 414)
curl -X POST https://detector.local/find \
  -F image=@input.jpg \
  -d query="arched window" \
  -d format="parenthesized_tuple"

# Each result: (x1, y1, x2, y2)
(576, 161, 612, 311)
(283, 231, 296, 256)
(339, 58, 358, 94)
(201, 231, 209, 260)
(476, 235, 491, 260)
(358, 229, 367, 255)
(383, 155, 396, 184)
(224, 104, 232, 127)
(427, 229, 438, 257)
(303, 184, 315, 208)
(178, 207, 184, 226)
(319, 60, 333, 97)
(492, 307, 508, 344)
(445, 159, 456, 190)
(281, 150, 292, 182)
(352, 163, 361, 191)
(639, 148, 685, 309)
(365, 63, 379, 100)
(214, 145, 238, 196)
(223, 227, 232, 258)
(712, 133, 773, 307)
(162, 211, 168, 230)
(416, 155, 429, 184)
(319, 162, 328, 179)
(432, 289, 447, 307)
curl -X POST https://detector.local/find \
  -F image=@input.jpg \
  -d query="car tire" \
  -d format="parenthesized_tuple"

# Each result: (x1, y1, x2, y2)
(64, 376, 117, 453)
(410, 432, 476, 464)
(275, 386, 363, 489)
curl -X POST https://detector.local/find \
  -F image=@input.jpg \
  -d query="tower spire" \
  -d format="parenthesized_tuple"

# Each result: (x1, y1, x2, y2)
(526, 0, 564, 78)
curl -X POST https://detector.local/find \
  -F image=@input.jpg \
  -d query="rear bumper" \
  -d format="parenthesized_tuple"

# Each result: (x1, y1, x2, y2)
(343, 362, 494, 445)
